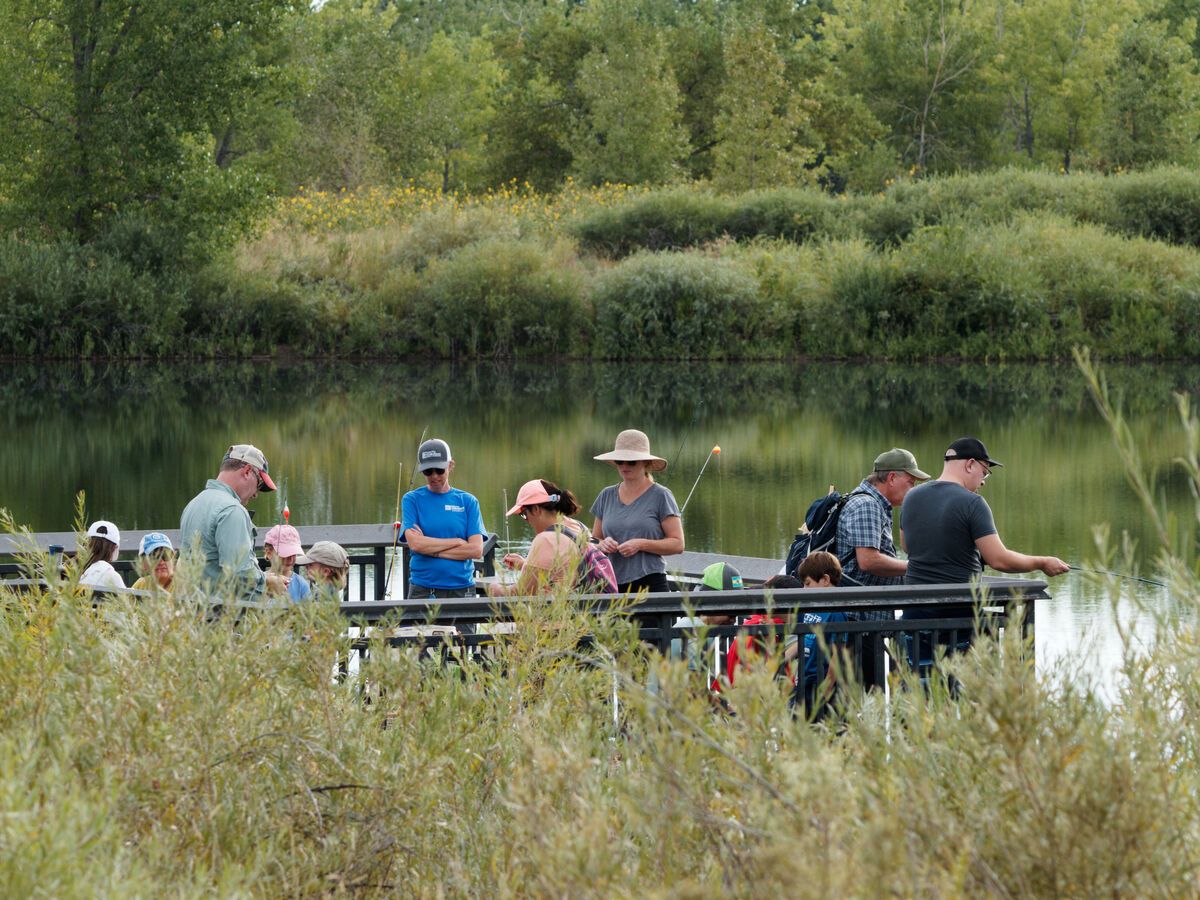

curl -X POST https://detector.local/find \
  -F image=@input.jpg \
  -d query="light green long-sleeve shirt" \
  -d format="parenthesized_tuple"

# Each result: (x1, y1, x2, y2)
(179, 479, 264, 601)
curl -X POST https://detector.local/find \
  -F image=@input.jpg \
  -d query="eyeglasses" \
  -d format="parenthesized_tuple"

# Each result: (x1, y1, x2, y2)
(518, 508, 530, 519)
(245, 465, 267, 492)
(424, 468, 446, 476)
(615, 460, 639, 466)
(973, 459, 992, 478)
(145, 549, 174, 563)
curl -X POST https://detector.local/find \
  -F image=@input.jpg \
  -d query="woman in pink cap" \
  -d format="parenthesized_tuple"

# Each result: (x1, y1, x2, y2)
(591, 429, 684, 594)
(487, 479, 590, 597)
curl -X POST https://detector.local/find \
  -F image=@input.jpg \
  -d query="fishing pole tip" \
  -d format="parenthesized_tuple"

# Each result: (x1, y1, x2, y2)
(712, 445, 721, 455)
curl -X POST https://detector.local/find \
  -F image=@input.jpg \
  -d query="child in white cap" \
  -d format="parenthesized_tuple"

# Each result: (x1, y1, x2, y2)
(79, 520, 125, 591)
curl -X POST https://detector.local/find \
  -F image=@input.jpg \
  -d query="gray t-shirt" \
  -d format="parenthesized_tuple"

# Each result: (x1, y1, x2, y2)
(901, 480, 997, 587)
(590, 482, 681, 585)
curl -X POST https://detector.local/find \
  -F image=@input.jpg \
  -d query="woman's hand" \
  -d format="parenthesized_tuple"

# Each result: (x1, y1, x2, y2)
(617, 539, 643, 557)
(598, 536, 620, 555)
(501, 553, 526, 570)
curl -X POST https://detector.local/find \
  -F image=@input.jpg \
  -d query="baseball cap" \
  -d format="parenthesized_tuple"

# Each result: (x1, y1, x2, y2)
(698, 561, 743, 591)
(296, 541, 350, 570)
(224, 444, 277, 491)
(417, 439, 452, 472)
(138, 532, 174, 556)
(506, 479, 561, 516)
(874, 448, 931, 480)
(86, 520, 121, 546)
(264, 524, 303, 558)
(944, 437, 1003, 468)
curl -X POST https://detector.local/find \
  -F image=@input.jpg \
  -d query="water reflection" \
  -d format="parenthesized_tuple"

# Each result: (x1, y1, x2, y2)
(2, 360, 1195, 569)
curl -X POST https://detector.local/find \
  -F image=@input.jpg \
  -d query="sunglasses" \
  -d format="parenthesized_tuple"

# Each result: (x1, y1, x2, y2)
(424, 468, 446, 476)
(615, 460, 640, 466)
(145, 549, 174, 563)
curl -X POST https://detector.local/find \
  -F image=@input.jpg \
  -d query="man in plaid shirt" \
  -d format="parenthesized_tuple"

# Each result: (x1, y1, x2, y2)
(835, 448, 930, 590)
(834, 448, 930, 687)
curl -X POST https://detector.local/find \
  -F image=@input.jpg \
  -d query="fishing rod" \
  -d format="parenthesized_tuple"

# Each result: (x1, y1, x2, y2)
(680, 445, 721, 514)
(502, 488, 511, 552)
(385, 425, 429, 599)
(383, 462, 404, 598)
(406, 424, 429, 492)
(1068, 564, 1167, 588)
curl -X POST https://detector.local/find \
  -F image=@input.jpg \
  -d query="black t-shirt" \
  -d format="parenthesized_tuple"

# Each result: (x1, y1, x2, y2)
(900, 480, 997, 618)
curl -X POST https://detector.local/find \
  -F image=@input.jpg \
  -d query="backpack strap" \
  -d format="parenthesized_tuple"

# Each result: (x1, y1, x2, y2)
(834, 488, 873, 567)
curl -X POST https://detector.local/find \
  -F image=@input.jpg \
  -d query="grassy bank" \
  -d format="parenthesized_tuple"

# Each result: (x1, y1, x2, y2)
(7, 169, 1200, 359)
(0, 553, 1196, 893)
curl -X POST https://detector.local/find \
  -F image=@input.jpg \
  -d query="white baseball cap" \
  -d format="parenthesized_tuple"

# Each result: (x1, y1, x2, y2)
(86, 520, 121, 546)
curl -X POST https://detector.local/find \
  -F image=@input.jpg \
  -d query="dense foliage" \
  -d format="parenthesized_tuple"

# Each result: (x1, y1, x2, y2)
(6, 173, 1200, 360)
(3, 0, 1200, 359)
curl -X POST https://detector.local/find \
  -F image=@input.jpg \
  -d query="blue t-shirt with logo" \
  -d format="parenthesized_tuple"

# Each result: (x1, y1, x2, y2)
(402, 486, 485, 590)
(800, 610, 849, 686)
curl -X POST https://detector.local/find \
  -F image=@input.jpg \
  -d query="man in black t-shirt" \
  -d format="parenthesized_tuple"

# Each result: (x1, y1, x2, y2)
(901, 436, 1068, 619)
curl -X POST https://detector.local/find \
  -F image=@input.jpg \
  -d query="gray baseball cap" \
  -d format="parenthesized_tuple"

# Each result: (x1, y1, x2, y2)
(296, 541, 349, 570)
(417, 439, 452, 472)
(873, 448, 930, 480)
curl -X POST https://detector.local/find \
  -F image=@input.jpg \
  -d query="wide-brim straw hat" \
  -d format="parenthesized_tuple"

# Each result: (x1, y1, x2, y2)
(594, 429, 667, 472)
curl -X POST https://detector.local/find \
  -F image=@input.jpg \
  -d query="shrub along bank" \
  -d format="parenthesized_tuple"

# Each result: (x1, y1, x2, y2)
(6, 169, 1200, 360)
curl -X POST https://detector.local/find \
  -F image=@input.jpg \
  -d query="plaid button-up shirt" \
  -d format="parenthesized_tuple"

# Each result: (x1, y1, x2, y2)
(836, 479, 903, 591)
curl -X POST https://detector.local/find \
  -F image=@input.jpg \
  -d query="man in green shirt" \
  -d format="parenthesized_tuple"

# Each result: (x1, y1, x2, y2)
(180, 443, 287, 601)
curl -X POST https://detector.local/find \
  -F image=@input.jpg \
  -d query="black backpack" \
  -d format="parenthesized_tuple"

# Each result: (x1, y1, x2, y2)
(783, 488, 867, 577)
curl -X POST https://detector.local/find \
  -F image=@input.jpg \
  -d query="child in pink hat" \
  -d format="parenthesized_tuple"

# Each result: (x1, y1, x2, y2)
(264, 523, 310, 602)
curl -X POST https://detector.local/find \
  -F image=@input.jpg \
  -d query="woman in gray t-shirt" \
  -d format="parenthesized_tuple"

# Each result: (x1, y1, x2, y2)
(591, 429, 685, 593)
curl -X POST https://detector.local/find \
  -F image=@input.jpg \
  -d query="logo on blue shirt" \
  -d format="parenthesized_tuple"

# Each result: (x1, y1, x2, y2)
(444, 504, 465, 513)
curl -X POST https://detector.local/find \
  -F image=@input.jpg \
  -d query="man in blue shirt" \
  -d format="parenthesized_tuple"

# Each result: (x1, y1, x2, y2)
(402, 438, 486, 599)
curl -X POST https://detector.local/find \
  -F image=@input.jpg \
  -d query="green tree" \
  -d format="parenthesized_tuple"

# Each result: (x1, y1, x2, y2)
(830, 0, 994, 174)
(0, 0, 297, 251)
(1099, 18, 1200, 169)
(377, 33, 504, 192)
(712, 20, 817, 190)
(486, 8, 590, 190)
(270, 1, 396, 191)
(983, 0, 1138, 172)
(569, 0, 690, 185)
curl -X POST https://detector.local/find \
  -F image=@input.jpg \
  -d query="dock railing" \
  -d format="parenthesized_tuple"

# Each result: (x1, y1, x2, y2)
(1, 528, 1046, 686)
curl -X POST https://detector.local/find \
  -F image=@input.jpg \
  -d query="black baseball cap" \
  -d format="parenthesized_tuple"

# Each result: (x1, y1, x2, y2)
(944, 437, 1003, 468)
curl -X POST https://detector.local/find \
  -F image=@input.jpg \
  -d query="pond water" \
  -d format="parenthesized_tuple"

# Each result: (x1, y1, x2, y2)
(3, 359, 1196, 689)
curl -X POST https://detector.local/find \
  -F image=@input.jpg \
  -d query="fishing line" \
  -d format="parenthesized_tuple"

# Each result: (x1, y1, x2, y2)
(680, 445, 721, 514)
(1068, 564, 1167, 588)
(670, 404, 703, 472)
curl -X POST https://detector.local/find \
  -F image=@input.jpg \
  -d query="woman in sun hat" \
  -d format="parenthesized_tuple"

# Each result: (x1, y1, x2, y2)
(591, 429, 685, 594)
(487, 479, 590, 597)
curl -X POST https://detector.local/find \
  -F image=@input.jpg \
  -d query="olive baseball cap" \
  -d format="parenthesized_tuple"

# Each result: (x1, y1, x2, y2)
(873, 448, 931, 480)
